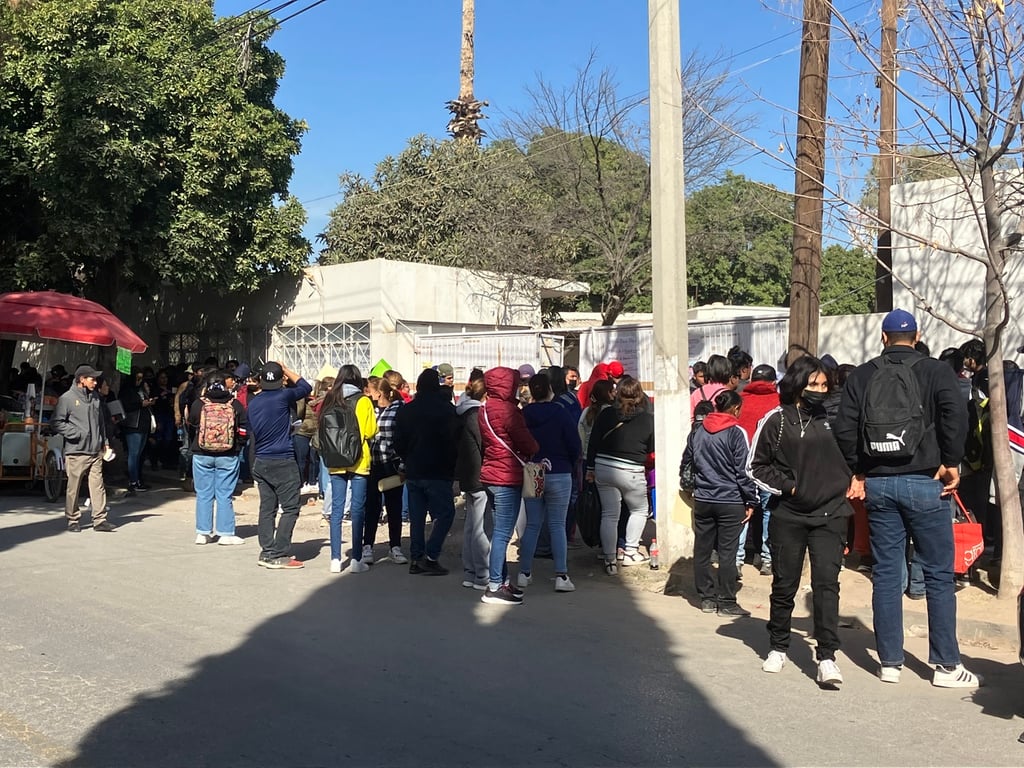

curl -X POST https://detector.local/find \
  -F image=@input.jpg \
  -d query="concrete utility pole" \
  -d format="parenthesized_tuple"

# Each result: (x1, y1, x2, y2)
(648, 0, 693, 561)
(789, 0, 832, 355)
(874, 0, 898, 312)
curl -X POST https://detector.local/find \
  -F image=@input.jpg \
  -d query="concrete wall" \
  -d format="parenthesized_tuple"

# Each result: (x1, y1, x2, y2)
(891, 173, 1024, 360)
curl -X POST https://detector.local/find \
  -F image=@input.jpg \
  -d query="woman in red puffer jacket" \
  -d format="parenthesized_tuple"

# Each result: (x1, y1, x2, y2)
(479, 366, 539, 606)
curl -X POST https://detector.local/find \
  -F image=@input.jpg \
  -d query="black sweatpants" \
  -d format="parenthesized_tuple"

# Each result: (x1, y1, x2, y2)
(693, 501, 746, 605)
(767, 512, 847, 660)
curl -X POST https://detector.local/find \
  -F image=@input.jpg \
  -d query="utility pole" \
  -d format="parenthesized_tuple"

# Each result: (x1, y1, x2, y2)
(789, 0, 832, 355)
(874, 0, 898, 311)
(648, 0, 692, 562)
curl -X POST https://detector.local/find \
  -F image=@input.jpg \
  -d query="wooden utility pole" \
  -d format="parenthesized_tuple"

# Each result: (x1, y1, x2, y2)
(789, 0, 832, 355)
(446, 0, 487, 142)
(648, 0, 692, 561)
(874, 0, 898, 311)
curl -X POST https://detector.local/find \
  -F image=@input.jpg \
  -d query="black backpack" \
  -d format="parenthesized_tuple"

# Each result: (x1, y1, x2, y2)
(318, 392, 364, 469)
(860, 355, 926, 459)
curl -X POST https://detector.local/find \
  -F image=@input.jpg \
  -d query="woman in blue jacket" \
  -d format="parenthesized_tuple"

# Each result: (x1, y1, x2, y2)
(681, 389, 758, 617)
(520, 373, 582, 592)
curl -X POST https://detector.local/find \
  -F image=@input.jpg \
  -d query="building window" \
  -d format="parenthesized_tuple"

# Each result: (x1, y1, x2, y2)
(270, 323, 371, 380)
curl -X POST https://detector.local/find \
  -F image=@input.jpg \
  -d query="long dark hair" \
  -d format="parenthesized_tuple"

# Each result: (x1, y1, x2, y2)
(320, 364, 362, 414)
(778, 355, 828, 405)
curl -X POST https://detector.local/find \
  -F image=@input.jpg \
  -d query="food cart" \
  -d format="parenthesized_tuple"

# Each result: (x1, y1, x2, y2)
(0, 291, 147, 501)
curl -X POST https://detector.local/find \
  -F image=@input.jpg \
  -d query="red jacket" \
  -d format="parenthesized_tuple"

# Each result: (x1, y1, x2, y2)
(479, 367, 539, 486)
(738, 380, 780, 441)
(577, 363, 609, 408)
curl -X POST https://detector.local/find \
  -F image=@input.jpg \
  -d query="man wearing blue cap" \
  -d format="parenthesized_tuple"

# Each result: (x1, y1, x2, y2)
(836, 309, 979, 688)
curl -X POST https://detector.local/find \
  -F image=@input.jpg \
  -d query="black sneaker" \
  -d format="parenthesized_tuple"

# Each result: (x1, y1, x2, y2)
(481, 584, 524, 605)
(409, 559, 426, 575)
(503, 581, 525, 598)
(133, 482, 150, 492)
(760, 561, 773, 576)
(420, 558, 449, 576)
(67, 522, 80, 533)
(93, 521, 116, 532)
(717, 604, 751, 617)
(700, 599, 717, 613)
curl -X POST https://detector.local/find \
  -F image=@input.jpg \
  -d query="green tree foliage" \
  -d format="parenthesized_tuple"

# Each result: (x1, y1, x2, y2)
(820, 244, 875, 315)
(320, 135, 566, 278)
(686, 173, 875, 314)
(685, 173, 792, 306)
(0, 0, 309, 308)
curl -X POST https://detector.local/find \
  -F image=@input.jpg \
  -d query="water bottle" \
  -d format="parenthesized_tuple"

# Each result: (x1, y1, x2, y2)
(649, 539, 660, 570)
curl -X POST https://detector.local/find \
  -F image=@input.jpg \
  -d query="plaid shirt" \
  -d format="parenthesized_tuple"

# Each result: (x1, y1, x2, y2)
(371, 400, 402, 467)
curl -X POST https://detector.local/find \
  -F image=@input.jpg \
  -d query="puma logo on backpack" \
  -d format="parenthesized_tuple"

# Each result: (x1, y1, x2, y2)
(197, 398, 236, 452)
(861, 355, 926, 459)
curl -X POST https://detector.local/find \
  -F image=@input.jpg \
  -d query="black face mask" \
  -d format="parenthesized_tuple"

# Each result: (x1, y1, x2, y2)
(801, 390, 828, 409)
(567, 380, 578, 391)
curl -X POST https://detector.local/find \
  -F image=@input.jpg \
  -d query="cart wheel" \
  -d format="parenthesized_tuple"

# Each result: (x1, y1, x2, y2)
(43, 452, 66, 502)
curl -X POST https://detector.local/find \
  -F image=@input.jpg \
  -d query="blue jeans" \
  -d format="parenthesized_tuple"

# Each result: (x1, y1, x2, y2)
(406, 478, 457, 562)
(865, 475, 960, 667)
(330, 472, 368, 561)
(292, 434, 316, 485)
(124, 431, 145, 484)
(487, 484, 522, 586)
(736, 490, 774, 565)
(521, 473, 572, 574)
(193, 453, 240, 536)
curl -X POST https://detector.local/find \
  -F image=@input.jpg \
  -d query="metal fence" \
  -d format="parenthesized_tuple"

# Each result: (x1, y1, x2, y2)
(413, 329, 564, 382)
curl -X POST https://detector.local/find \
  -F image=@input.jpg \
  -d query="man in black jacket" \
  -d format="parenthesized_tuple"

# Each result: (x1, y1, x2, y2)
(394, 369, 462, 575)
(835, 309, 980, 689)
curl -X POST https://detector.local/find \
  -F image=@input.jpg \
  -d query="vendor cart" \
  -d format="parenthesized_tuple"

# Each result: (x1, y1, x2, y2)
(0, 291, 147, 501)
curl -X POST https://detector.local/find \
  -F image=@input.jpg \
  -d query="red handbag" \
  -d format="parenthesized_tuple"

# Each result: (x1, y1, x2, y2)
(951, 491, 984, 575)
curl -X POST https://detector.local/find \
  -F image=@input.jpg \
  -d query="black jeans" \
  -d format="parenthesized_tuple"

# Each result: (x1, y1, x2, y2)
(767, 512, 847, 660)
(693, 501, 746, 605)
(252, 457, 302, 560)
(365, 464, 405, 549)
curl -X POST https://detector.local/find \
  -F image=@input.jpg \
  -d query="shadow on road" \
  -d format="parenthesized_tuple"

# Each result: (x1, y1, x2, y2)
(51, 543, 779, 767)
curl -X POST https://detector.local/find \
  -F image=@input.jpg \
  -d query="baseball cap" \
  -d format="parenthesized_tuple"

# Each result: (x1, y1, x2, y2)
(607, 360, 625, 378)
(751, 364, 777, 382)
(438, 363, 454, 378)
(881, 308, 917, 333)
(234, 363, 251, 380)
(260, 362, 285, 390)
(74, 365, 102, 379)
(518, 364, 536, 381)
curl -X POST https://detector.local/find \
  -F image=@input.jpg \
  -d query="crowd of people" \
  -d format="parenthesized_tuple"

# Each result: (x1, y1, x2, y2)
(22, 305, 1016, 686)
(682, 308, 1014, 690)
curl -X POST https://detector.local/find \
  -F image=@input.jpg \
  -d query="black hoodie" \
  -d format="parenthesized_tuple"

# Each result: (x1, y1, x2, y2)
(747, 404, 852, 522)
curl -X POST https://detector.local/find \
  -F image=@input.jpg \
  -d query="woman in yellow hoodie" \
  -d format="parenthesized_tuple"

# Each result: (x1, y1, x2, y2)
(320, 364, 378, 574)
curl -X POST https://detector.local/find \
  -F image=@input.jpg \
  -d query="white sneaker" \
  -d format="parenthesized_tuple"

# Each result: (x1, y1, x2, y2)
(300, 483, 319, 495)
(462, 578, 488, 591)
(362, 544, 374, 564)
(554, 575, 575, 592)
(762, 650, 787, 673)
(817, 659, 844, 685)
(389, 546, 409, 564)
(517, 572, 533, 588)
(932, 664, 984, 688)
(329, 558, 342, 573)
(349, 559, 370, 574)
(217, 535, 245, 546)
(195, 534, 211, 545)
(879, 665, 902, 684)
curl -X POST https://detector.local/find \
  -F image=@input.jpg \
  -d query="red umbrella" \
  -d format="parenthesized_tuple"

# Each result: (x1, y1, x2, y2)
(0, 291, 148, 353)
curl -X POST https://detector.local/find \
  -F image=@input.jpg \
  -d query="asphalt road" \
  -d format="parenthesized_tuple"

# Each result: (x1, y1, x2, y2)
(2, 485, 1023, 767)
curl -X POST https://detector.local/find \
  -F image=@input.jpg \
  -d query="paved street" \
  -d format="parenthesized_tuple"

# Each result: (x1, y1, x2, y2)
(2, 484, 1023, 767)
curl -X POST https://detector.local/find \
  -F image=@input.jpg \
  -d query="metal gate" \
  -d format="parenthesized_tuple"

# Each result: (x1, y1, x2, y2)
(269, 322, 372, 381)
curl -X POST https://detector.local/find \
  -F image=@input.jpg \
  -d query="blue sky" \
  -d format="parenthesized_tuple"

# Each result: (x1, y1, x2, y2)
(214, 0, 878, 244)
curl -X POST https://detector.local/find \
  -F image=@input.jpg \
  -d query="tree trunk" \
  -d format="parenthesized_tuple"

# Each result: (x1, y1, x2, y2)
(980, 167, 1024, 599)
